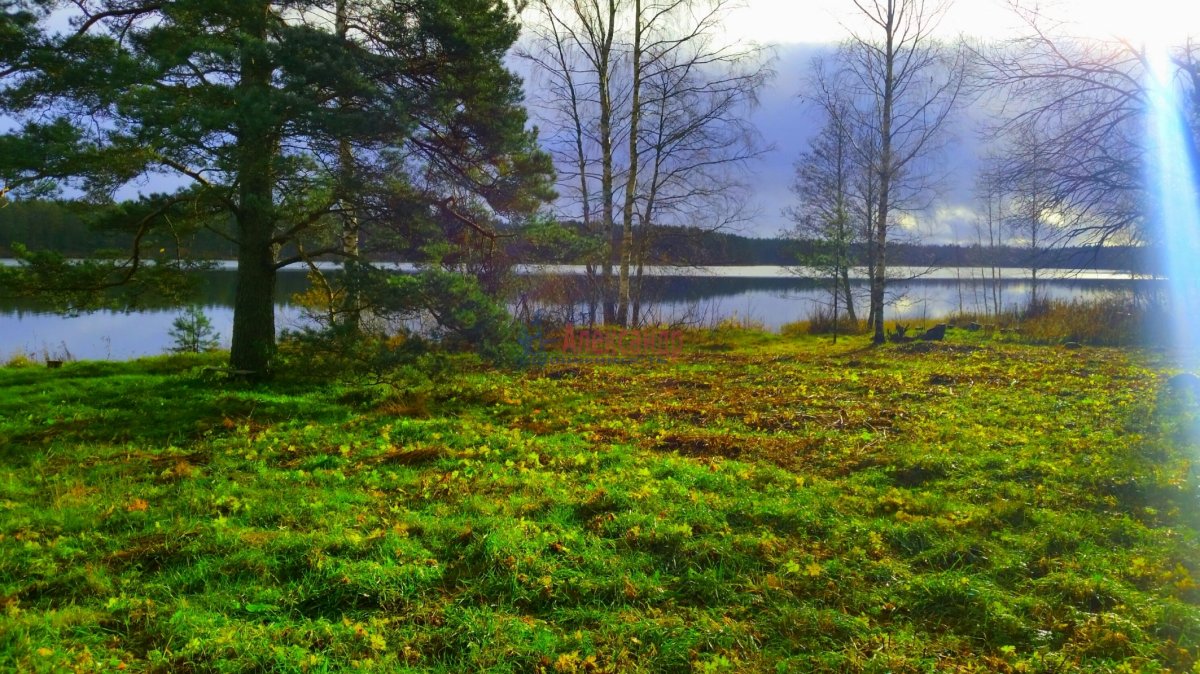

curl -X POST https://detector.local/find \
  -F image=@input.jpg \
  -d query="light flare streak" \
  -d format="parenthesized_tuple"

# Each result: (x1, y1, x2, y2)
(1145, 46, 1200, 368)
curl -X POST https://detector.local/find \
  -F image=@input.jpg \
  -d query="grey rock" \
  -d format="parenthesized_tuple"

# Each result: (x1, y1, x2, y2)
(920, 324, 947, 341)
(1167, 372, 1200, 393)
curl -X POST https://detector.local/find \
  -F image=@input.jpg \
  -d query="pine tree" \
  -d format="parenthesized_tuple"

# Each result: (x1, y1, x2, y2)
(0, 1, 554, 376)
(168, 306, 220, 354)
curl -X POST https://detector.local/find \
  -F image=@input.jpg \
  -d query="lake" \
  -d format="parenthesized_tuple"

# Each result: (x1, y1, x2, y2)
(0, 264, 1155, 360)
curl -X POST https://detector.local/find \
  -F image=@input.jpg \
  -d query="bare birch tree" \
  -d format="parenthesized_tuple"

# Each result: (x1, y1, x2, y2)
(841, 0, 966, 343)
(787, 90, 861, 333)
(520, 0, 622, 323)
(972, 5, 1152, 248)
(973, 170, 1007, 317)
(521, 0, 769, 326)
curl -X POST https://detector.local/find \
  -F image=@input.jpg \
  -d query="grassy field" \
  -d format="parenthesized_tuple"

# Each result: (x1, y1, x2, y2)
(2, 328, 1200, 672)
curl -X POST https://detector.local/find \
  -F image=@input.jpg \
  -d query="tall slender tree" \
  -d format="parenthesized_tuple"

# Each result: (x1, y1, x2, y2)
(973, 171, 1007, 317)
(788, 95, 861, 331)
(842, 0, 966, 343)
(520, 0, 621, 323)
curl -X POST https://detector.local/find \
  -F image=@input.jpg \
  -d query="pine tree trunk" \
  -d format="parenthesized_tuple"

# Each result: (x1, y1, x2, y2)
(337, 0, 361, 333)
(229, 2, 277, 376)
(230, 219, 277, 374)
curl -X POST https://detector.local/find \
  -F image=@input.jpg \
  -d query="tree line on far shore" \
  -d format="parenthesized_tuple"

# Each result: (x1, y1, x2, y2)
(0, 200, 1153, 271)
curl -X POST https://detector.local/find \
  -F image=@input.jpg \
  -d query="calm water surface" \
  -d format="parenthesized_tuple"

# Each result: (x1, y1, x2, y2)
(0, 265, 1154, 360)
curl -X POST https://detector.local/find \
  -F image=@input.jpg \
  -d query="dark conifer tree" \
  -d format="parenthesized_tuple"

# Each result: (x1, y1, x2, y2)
(0, 0, 554, 374)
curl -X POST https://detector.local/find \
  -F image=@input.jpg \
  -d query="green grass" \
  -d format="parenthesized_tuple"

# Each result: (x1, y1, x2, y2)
(2, 330, 1200, 672)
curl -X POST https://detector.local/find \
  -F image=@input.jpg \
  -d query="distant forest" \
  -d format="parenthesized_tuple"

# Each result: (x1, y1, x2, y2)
(0, 200, 1151, 272)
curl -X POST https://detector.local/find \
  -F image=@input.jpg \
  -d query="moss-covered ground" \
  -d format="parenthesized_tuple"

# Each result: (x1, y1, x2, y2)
(2, 329, 1200, 672)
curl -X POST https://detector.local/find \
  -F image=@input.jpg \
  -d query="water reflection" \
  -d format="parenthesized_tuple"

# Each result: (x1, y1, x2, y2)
(0, 268, 1157, 360)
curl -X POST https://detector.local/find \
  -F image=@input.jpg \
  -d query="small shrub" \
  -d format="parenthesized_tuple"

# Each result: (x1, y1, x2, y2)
(4, 353, 35, 368)
(168, 306, 220, 353)
(951, 296, 1162, 347)
(779, 321, 807, 338)
(1011, 297, 1152, 346)
(1023, 294, 1053, 319)
(277, 324, 427, 381)
(350, 266, 524, 364)
(712, 312, 765, 332)
(40, 340, 74, 363)
(783, 306, 864, 336)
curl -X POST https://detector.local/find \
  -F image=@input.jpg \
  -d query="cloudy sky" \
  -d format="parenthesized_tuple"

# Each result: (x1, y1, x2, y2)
(722, 0, 1200, 46)
(688, 0, 1200, 240)
(18, 0, 1200, 243)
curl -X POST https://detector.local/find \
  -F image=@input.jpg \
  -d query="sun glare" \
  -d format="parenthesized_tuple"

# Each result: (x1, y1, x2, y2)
(1070, 0, 1200, 48)
(1145, 44, 1200, 367)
